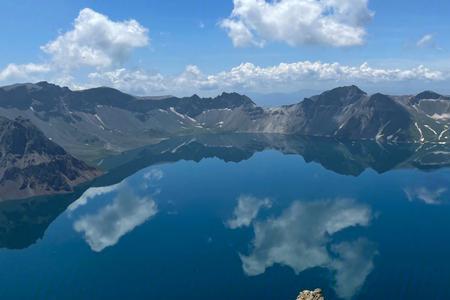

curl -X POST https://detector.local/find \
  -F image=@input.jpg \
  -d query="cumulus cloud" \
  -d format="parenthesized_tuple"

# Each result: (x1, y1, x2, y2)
(84, 61, 446, 96)
(220, 19, 263, 47)
(221, 0, 374, 47)
(87, 68, 167, 94)
(0, 6, 448, 96)
(2, 58, 444, 96)
(235, 198, 375, 299)
(0, 63, 51, 82)
(74, 187, 158, 252)
(0, 8, 150, 86)
(226, 195, 272, 229)
(41, 8, 149, 69)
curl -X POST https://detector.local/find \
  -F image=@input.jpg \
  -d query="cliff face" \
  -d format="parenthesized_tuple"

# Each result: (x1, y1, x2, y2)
(0, 116, 101, 201)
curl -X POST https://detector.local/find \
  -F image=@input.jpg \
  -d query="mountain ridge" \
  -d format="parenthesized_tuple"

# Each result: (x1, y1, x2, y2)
(1, 82, 449, 162)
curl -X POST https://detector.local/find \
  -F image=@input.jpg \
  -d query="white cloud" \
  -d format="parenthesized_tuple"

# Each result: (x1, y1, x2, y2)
(221, 0, 374, 47)
(236, 198, 375, 299)
(2, 59, 444, 95)
(74, 187, 158, 252)
(0, 8, 150, 86)
(416, 34, 434, 48)
(87, 68, 167, 95)
(0, 63, 51, 82)
(226, 195, 272, 229)
(0, 6, 447, 96)
(220, 19, 263, 47)
(41, 8, 149, 69)
(84, 61, 446, 96)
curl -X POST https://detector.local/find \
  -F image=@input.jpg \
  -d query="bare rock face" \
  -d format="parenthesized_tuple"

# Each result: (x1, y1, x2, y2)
(0, 116, 101, 201)
(296, 289, 324, 300)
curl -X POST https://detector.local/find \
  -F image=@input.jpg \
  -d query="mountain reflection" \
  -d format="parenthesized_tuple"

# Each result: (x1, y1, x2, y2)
(0, 192, 82, 249)
(229, 197, 376, 299)
(99, 134, 450, 177)
(1, 133, 450, 250)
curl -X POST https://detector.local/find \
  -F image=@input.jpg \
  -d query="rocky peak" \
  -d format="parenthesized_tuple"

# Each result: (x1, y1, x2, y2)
(412, 90, 450, 104)
(191, 94, 202, 101)
(313, 85, 367, 106)
(415, 90, 443, 100)
(215, 92, 256, 107)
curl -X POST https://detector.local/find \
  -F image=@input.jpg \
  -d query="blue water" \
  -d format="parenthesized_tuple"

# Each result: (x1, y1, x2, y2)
(1, 136, 450, 299)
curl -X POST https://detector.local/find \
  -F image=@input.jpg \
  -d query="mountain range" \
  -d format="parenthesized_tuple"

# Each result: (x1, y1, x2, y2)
(1, 82, 449, 161)
(1, 81, 450, 199)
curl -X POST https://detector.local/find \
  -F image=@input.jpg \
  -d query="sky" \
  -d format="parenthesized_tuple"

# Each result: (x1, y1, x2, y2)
(1, 0, 450, 100)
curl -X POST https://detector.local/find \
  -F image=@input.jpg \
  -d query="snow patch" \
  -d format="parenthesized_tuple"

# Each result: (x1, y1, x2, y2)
(424, 125, 437, 135)
(170, 107, 186, 119)
(376, 121, 391, 141)
(171, 138, 196, 153)
(439, 128, 449, 140)
(94, 114, 107, 129)
(415, 122, 425, 143)
(169, 107, 197, 123)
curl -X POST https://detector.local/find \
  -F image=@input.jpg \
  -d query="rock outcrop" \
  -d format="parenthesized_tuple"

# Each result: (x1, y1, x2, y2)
(296, 289, 324, 300)
(0, 116, 101, 200)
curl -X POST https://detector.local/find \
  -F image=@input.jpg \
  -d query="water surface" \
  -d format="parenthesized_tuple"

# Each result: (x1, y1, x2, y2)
(1, 134, 450, 299)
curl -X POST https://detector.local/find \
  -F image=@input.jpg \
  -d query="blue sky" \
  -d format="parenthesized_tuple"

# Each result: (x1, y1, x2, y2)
(1, 0, 450, 99)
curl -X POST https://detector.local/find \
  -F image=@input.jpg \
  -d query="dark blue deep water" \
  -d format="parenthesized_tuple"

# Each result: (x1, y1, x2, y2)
(1, 134, 450, 299)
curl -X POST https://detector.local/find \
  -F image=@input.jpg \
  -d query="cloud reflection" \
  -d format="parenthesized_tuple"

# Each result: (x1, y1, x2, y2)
(68, 183, 122, 212)
(73, 168, 163, 252)
(74, 187, 158, 252)
(226, 195, 272, 229)
(404, 187, 447, 205)
(330, 238, 377, 299)
(232, 197, 375, 299)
